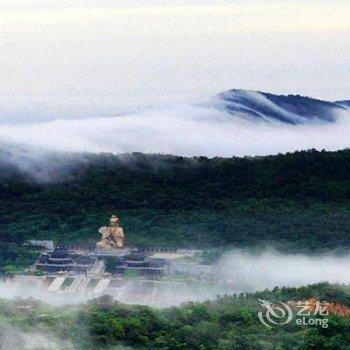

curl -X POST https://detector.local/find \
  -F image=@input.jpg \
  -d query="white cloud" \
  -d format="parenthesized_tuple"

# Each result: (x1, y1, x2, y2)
(216, 249, 350, 291)
(0, 100, 349, 158)
(0, 0, 349, 121)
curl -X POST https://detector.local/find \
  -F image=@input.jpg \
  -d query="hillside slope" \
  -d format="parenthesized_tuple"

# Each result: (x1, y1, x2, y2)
(1, 149, 350, 251)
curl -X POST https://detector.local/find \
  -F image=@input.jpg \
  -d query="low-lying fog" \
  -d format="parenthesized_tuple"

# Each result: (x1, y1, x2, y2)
(1, 101, 350, 158)
(0, 323, 76, 350)
(216, 249, 350, 291)
(1, 249, 350, 308)
(0, 98, 349, 181)
(2, 250, 349, 348)
(0, 97, 350, 163)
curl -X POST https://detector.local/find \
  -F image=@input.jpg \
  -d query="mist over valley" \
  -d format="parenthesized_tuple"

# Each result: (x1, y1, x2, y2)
(0, 89, 350, 175)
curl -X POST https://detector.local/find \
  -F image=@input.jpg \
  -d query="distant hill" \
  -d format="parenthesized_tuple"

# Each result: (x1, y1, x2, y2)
(216, 89, 347, 124)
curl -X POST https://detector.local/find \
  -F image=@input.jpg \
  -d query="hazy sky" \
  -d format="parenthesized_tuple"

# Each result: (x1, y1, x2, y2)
(0, 0, 350, 120)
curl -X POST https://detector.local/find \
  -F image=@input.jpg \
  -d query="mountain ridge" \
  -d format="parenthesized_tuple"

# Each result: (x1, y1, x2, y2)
(336, 100, 350, 107)
(215, 88, 347, 125)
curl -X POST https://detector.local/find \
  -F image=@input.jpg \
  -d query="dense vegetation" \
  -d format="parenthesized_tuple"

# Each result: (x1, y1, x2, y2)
(0, 242, 40, 275)
(1, 282, 349, 349)
(0, 149, 350, 251)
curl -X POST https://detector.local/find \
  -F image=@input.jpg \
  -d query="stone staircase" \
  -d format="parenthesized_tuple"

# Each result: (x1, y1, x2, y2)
(48, 276, 65, 292)
(88, 260, 105, 275)
(93, 278, 111, 294)
(68, 275, 90, 294)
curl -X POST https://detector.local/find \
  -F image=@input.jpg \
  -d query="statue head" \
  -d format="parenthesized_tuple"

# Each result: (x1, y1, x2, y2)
(109, 215, 120, 227)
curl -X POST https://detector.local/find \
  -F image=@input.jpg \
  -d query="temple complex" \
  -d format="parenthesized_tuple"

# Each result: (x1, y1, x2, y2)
(35, 215, 170, 277)
(36, 248, 97, 274)
(23, 214, 216, 301)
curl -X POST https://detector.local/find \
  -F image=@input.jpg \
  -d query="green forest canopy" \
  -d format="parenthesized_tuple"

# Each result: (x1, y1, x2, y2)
(0, 149, 350, 251)
(1, 282, 350, 349)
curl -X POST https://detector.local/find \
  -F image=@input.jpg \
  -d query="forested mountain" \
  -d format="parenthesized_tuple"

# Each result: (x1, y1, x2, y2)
(1, 149, 350, 251)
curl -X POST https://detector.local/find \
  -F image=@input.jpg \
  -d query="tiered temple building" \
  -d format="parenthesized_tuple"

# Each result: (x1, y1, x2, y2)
(35, 215, 168, 277)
